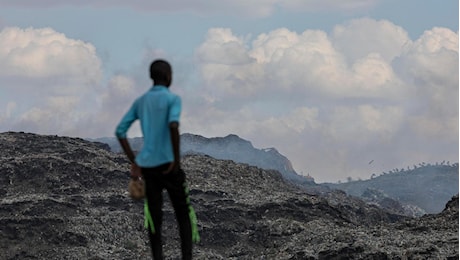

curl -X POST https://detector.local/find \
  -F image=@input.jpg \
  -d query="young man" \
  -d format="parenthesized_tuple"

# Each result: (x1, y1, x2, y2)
(115, 59, 198, 259)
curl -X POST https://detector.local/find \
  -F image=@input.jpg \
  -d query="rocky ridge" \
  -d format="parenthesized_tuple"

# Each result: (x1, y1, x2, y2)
(1, 132, 458, 259)
(92, 133, 305, 183)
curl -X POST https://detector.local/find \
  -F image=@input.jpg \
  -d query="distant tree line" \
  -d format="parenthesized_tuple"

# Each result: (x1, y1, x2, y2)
(340, 161, 459, 183)
(369, 161, 458, 179)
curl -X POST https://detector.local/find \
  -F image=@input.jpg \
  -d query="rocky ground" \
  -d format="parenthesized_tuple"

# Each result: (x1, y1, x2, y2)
(0, 132, 458, 259)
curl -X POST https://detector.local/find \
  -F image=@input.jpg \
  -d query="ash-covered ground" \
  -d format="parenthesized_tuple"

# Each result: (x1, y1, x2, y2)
(0, 132, 458, 259)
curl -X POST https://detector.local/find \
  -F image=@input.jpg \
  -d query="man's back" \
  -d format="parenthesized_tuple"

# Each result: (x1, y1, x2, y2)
(115, 85, 181, 168)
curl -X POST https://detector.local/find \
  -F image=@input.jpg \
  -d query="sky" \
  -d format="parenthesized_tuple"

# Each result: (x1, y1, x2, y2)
(0, 0, 458, 183)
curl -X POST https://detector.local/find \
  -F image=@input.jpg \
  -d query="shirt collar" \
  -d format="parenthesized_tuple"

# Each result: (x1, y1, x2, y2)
(150, 85, 169, 91)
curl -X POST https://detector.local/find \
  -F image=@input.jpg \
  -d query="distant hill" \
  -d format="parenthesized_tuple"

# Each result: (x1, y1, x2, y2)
(1, 132, 458, 259)
(94, 134, 459, 216)
(325, 163, 459, 214)
(91, 133, 308, 183)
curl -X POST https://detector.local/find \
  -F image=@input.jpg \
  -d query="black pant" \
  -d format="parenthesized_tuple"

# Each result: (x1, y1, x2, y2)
(142, 164, 193, 260)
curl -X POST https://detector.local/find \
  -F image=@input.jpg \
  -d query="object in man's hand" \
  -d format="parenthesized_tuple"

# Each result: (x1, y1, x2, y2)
(128, 177, 145, 200)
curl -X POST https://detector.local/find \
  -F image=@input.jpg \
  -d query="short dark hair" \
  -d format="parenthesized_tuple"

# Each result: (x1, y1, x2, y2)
(150, 59, 172, 83)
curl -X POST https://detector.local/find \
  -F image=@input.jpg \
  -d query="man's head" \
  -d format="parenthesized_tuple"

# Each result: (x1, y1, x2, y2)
(150, 59, 172, 86)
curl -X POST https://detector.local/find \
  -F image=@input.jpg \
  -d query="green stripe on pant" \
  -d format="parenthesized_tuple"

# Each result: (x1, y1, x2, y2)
(144, 181, 200, 243)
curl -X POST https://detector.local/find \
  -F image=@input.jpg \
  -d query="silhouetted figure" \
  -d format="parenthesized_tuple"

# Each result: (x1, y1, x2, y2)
(115, 59, 199, 259)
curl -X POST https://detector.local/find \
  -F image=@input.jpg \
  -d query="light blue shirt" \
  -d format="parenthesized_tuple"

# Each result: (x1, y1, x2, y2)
(115, 85, 181, 168)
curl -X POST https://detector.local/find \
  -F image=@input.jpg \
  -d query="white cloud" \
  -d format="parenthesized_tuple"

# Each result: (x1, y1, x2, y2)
(194, 25, 409, 104)
(396, 27, 459, 142)
(0, 26, 102, 136)
(332, 18, 411, 64)
(187, 19, 458, 182)
(197, 28, 253, 65)
(0, 27, 101, 82)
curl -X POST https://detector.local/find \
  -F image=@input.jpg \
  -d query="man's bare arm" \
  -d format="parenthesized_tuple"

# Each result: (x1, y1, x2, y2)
(170, 122, 180, 164)
(118, 138, 136, 164)
(163, 121, 180, 174)
(118, 138, 142, 178)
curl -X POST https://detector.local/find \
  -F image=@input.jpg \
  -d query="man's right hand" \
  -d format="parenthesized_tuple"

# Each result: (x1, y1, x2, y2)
(130, 163, 142, 179)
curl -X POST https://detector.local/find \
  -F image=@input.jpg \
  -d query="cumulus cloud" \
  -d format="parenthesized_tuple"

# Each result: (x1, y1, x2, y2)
(195, 23, 414, 106)
(395, 27, 459, 142)
(332, 18, 411, 64)
(0, 27, 101, 85)
(187, 18, 458, 182)
(0, 26, 102, 136)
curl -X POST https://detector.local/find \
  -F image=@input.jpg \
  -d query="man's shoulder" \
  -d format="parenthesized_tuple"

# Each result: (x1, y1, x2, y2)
(170, 91, 181, 100)
(164, 90, 181, 101)
(169, 92, 181, 106)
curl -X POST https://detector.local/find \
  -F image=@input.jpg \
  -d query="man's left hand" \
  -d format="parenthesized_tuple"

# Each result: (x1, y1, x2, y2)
(162, 161, 179, 175)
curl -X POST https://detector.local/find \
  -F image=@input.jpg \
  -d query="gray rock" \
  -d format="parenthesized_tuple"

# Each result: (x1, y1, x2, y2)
(1, 132, 458, 259)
